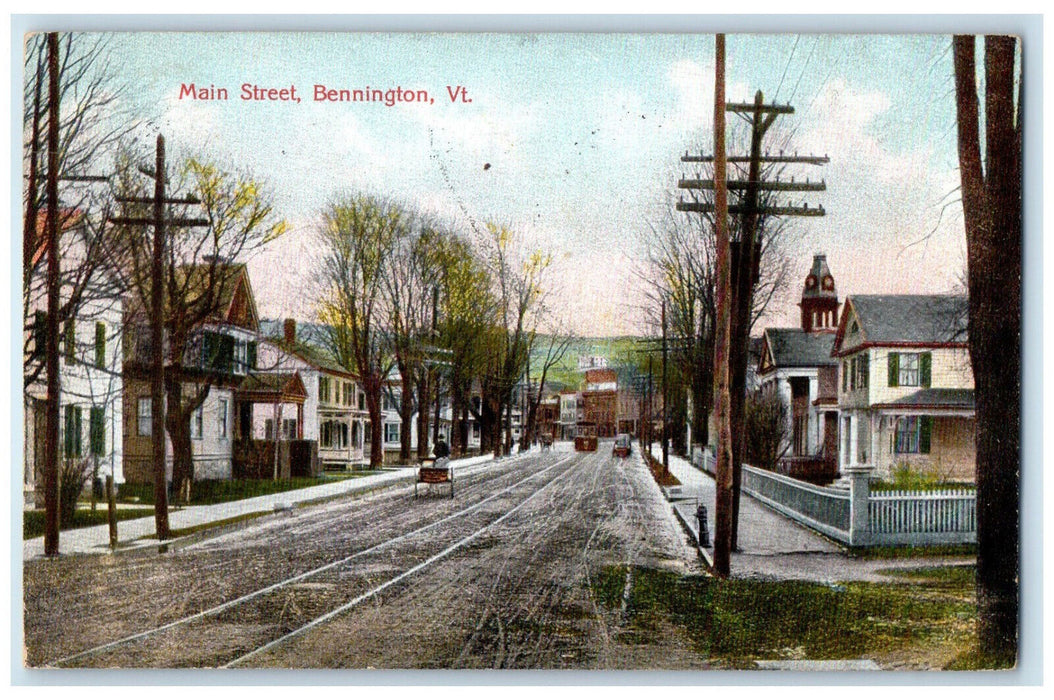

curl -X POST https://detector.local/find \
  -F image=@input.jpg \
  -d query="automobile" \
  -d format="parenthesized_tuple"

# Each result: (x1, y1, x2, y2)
(613, 433, 632, 458)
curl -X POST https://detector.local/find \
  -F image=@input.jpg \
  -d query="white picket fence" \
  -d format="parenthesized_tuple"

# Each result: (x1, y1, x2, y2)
(691, 446, 976, 547)
(867, 489, 977, 545)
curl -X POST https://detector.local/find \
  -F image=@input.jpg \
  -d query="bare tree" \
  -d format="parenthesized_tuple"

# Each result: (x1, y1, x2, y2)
(953, 34, 1021, 666)
(518, 323, 576, 452)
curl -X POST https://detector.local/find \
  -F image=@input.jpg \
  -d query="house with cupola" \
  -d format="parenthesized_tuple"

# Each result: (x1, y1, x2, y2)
(756, 254, 840, 481)
(831, 294, 974, 481)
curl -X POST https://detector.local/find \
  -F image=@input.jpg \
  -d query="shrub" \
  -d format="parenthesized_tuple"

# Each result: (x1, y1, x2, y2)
(59, 458, 94, 527)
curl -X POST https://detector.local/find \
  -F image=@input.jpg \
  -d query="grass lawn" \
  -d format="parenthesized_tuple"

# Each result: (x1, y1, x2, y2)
(23, 507, 156, 540)
(590, 564, 1001, 669)
(117, 471, 381, 506)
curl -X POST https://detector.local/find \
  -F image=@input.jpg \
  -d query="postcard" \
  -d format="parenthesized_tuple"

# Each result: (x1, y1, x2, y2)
(18, 26, 1029, 677)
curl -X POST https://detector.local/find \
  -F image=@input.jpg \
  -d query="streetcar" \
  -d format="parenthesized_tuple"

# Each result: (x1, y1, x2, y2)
(573, 422, 598, 452)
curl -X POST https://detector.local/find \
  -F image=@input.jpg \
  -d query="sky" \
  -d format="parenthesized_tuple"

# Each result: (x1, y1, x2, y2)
(96, 32, 967, 337)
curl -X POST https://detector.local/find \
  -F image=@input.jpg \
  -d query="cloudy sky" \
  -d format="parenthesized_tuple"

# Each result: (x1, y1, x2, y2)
(100, 32, 966, 336)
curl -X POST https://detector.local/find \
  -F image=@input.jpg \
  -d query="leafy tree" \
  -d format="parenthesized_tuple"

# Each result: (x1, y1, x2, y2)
(316, 195, 402, 467)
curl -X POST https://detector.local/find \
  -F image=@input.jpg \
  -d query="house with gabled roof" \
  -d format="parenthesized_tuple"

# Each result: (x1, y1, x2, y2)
(756, 254, 840, 481)
(122, 263, 261, 484)
(24, 209, 124, 505)
(256, 318, 369, 469)
(831, 294, 974, 481)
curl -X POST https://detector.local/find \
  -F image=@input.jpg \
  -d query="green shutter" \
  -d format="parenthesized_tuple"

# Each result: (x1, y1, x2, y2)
(64, 405, 82, 458)
(64, 318, 75, 364)
(64, 406, 75, 458)
(90, 406, 105, 457)
(888, 353, 899, 387)
(247, 341, 257, 371)
(920, 352, 932, 388)
(34, 311, 46, 358)
(95, 322, 106, 368)
(919, 415, 932, 454)
(842, 361, 848, 392)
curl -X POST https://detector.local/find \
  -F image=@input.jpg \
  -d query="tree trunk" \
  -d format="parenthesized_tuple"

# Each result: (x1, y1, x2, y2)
(398, 360, 413, 462)
(953, 34, 1021, 665)
(416, 374, 430, 460)
(165, 380, 201, 504)
(364, 379, 384, 468)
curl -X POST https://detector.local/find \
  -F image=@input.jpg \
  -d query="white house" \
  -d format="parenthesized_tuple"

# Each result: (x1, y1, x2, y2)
(24, 210, 124, 506)
(832, 294, 974, 481)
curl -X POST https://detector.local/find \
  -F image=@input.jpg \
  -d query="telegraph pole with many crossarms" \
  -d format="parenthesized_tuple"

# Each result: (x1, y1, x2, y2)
(678, 88, 828, 558)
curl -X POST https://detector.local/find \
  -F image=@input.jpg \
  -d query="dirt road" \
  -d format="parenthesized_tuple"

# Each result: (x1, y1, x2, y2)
(24, 448, 706, 669)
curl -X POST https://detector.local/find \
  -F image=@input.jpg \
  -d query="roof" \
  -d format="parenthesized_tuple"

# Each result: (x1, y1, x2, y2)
(762, 328, 837, 369)
(873, 388, 975, 411)
(802, 254, 837, 300)
(839, 295, 968, 349)
(259, 318, 357, 378)
(237, 372, 308, 402)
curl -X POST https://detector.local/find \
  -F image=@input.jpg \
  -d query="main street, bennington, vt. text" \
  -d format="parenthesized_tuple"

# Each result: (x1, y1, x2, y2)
(178, 83, 473, 106)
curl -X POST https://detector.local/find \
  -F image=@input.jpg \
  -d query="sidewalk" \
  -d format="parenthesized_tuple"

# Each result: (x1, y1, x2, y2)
(23, 453, 496, 561)
(659, 453, 971, 582)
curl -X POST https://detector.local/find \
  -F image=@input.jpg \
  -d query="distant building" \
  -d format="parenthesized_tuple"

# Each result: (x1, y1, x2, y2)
(577, 354, 608, 371)
(582, 368, 618, 438)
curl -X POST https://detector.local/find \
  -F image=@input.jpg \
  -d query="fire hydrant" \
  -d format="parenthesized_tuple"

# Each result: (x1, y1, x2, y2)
(695, 504, 710, 548)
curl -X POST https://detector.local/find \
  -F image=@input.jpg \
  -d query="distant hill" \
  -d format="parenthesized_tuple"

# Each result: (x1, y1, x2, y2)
(528, 335, 647, 391)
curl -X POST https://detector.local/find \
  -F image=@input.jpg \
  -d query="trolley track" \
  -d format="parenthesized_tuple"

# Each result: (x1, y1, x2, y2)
(42, 451, 581, 668)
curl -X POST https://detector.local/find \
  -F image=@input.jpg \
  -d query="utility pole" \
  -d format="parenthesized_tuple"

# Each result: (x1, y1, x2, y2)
(42, 32, 61, 557)
(646, 355, 653, 452)
(678, 83, 828, 552)
(110, 134, 208, 542)
(709, 33, 734, 577)
(661, 299, 669, 475)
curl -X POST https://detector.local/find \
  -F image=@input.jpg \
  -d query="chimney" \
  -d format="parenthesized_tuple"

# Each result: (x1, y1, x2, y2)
(283, 318, 296, 345)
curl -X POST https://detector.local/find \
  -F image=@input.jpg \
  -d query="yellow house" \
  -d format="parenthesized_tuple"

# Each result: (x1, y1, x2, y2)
(832, 295, 975, 482)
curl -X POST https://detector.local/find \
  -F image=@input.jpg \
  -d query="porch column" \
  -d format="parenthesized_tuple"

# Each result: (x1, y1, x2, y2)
(807, 375, 818, 453)
(297, 403, 303, 439)
(848, 412, 859, 467)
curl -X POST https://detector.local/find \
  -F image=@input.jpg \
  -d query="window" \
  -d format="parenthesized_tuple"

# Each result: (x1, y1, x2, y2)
(137, 398, 152, 437)
(90, 406, 106, 457)
(218, 398, 229, 439)
(319, 377, 330, 403)
(888, 352, 931, 388)
(849, 354, 869, 391)
(842, 361, 848, 392)
(64, 318, 76, 364)
(384, 422, 400, 444)
(282, 418, 298, 440)
(192, 406, 203, 440)
(64, 405, 83, 459)
(233, 339, 247, 375)
(343, 382, 351, 406)
(857, 353, 869, 389)
(264, 419, 274, 440)
(321, 420, 349, 449)
(894, 416, 932, 454)
(358, 391, 364, 410)
(95, 322, 106, 369)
